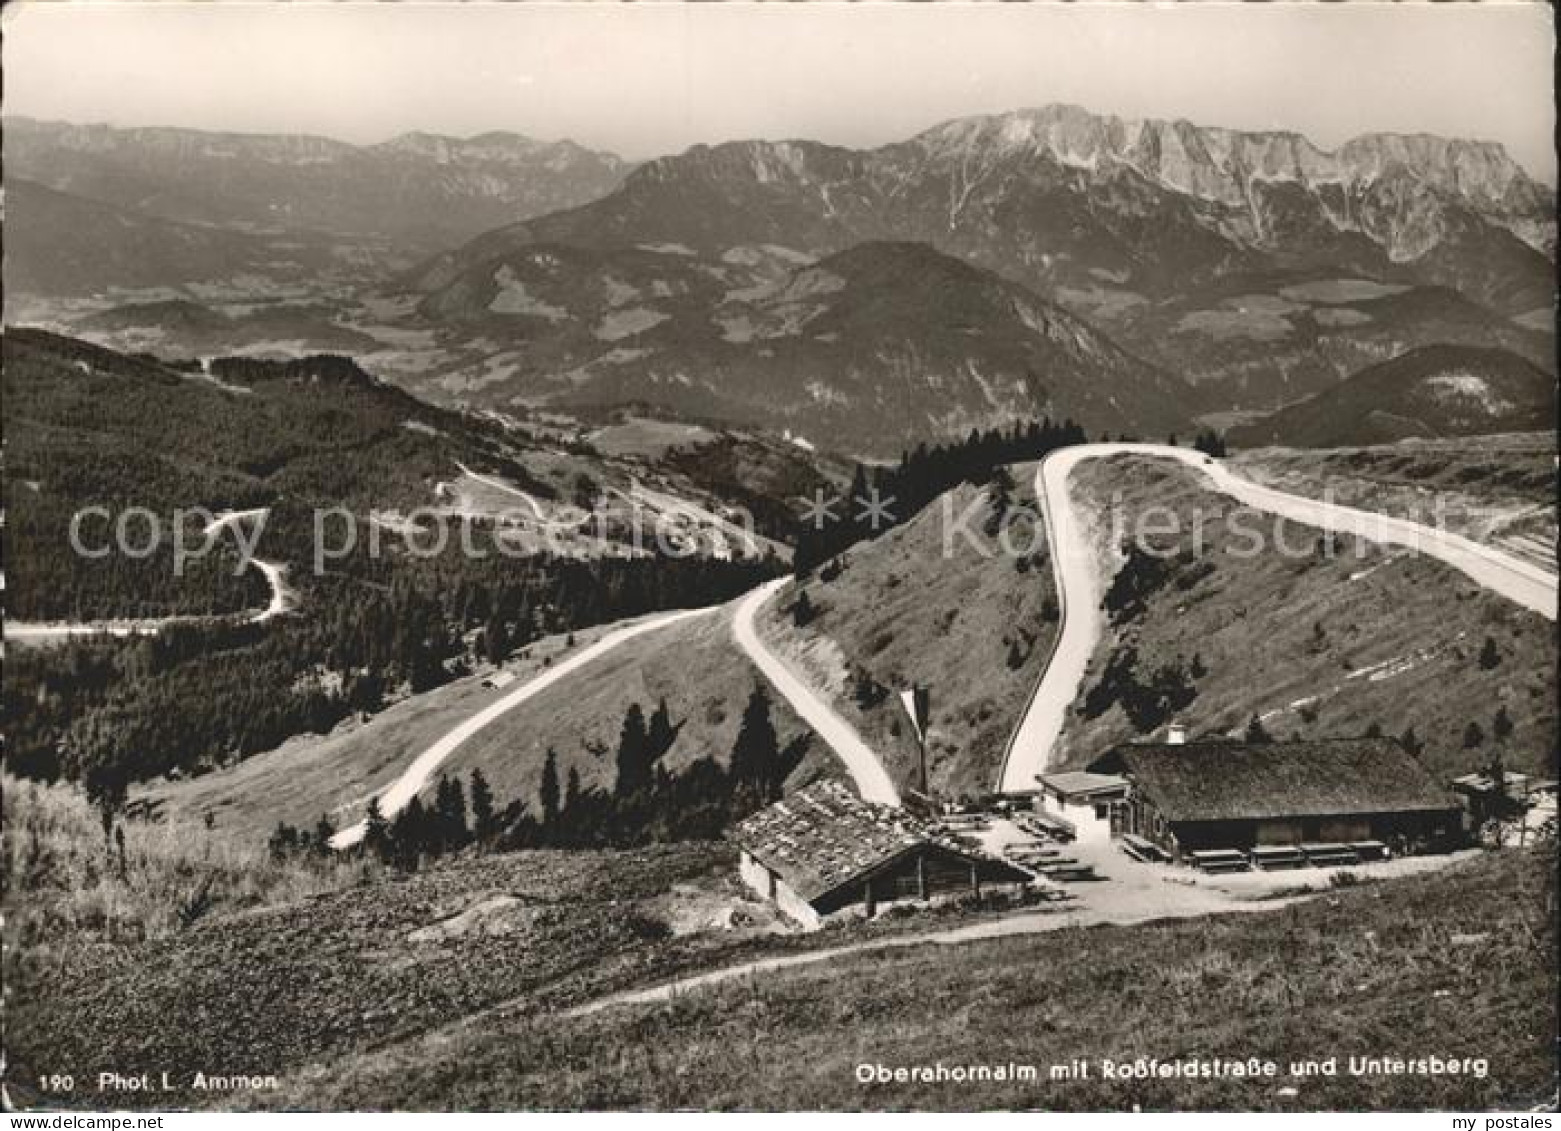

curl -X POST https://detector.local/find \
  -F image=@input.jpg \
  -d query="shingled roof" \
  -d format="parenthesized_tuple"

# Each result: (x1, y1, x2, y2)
(731, 779, 1024, 902)
(1089, 738, 1457, 824)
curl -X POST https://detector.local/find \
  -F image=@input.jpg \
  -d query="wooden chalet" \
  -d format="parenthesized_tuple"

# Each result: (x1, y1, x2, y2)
(1089, 737, 1460, 862)
(731, 780, 1032, 929)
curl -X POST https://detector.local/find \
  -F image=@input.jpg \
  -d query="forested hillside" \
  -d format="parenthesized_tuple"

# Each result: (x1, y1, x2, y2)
(3, 331, 781, 817)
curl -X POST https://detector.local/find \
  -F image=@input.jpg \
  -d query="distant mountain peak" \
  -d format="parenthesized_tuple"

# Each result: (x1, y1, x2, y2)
(910, 104, 1550, 219)
(373, 129, 600, 163)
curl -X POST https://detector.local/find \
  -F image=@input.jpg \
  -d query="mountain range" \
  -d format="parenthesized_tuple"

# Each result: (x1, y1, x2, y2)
(4, 105, 1554, 448)
(406, 104, 1554, 416)
(414, 104, 1554, 309)
(5, 116, 629, 250)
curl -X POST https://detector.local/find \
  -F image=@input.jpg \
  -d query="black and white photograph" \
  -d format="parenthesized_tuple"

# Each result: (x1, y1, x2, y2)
(1, 0, 1556, 1117)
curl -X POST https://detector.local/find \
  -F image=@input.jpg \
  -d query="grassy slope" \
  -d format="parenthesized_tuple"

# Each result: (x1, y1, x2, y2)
(430, 601, 832, 811)
(2, 775, 780, 1111)
(276, 847, 1556, 1112)
(144, 602, 831, 842)
(10, 777, 1553, 1113)
(1057, 456, 1556, 782)
(587, 416, 721, 458)
(5, 777, 1054, 1113)
(756, 474, 1058, 797)
(138, 620, 627, 839)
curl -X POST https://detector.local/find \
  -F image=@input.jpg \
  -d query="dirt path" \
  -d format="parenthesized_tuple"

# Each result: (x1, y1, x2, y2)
(731, 578, 901, 806)
(998, 443, 1559, 792)
(565, 888, 1286, 1019)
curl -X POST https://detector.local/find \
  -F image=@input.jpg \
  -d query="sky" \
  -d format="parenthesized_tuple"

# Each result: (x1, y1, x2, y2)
(4, 1, 1555, 182)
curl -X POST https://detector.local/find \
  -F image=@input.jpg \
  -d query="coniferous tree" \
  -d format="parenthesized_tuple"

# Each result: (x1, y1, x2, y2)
(647, 698, 676, 759)
(789, 417, 1084, 575)
(847, 463, 872, 515)
(1493, 704, 1515, 744)
(985, 464, 1016, 534)
(269, 821, 298, 862)
(540, 747, 562, 826)
(730, 684, 782, 806)
(1193, 430, 1228, 458)
(791, 588, 817, 627)
(484, 613, 510, 666)
(564, 765, 582, 813)
(363, 797, 390, 861)
(313, 814, 336, 857)
(390, 796, 429, 870)
(434, 774, 469, 850)
(615, 703, 652, 797)
(469, 768, 496, 843)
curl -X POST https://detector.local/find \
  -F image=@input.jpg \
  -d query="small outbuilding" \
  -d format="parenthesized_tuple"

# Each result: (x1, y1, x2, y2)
(1036, 770, 1130, 844)
(731, 780, 1031, 929)
(1089, 737, 1461, 861)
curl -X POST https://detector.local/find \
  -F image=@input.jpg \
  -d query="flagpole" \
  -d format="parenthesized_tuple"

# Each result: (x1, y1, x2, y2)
(899, 685, 931, 805)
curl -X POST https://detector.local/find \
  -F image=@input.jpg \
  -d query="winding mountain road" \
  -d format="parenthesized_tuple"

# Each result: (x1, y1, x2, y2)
(327, 576, 902, 850)
(5, 508, 289, 641)
(997, 443, 1559, 793)
(328, 604, 721, 848)
(205, 508, 290, 623)
(454, 461, 548, 520)
(731, 579, 902, 807)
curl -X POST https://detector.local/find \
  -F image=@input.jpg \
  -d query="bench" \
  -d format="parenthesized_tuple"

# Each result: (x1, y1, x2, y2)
(1033, 857, 1081, 870)
(1188, 848, 1251, 874)
(1301, 842, 1360, 868)
(1121, 833, 1172, 863)
(1018, 811, 1077, 843)
(1249, 845, 1307, 870)
(1006, 852, 1063, 867)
